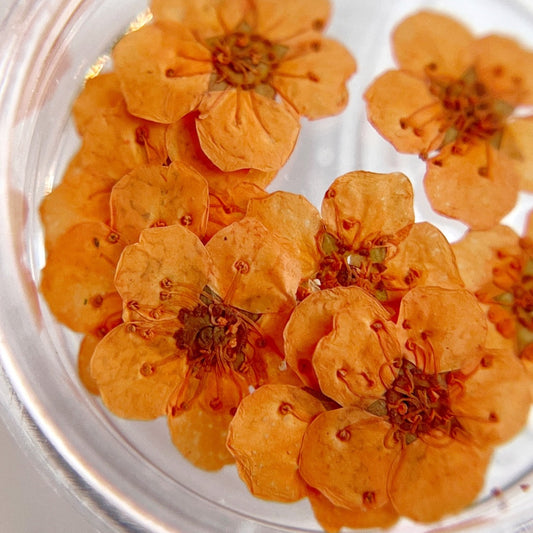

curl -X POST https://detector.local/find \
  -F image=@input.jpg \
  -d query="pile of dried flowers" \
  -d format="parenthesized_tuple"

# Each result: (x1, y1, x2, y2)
(39, 2, 533, 531)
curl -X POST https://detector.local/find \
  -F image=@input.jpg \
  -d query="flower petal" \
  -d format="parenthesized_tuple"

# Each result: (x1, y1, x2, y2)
(273, 36, 356, 119)
(397, 287, 487, 372)
(307, 488, 398, 533)
(196, 89, 300, 172)
(425, 142, 521, 230)
(385, 222, 464, 293)
(252, 0, 331, 42)
(392, 11, 474, 77)
(166, 113, 276, 193)
(39, 155, 114, 252)
(115, 225, 211, 320)
(299, 407, 396, 511)
(454, 349, 531, 446)
(245, 191, 324, 279)
(40, 222, 125, 334)
(167, 385, 235, 471)
(312, 299, 397, 407)
(364, 70, 445, 155)
(389, 438, 492, 523)
(321, 170, 414, 248)
(78, 334, 103, 396)
(205, 217, 300, 313)
(227, 384, 326, 502)
(468, 35, 533, 106)
(501, 117, 533, 192)
(91, 323, 184, 419)
(113, 22, 212, 123)
(284, 286, 377, 389)
(150, 0, 247, 39)
(110, 161, 209, 243)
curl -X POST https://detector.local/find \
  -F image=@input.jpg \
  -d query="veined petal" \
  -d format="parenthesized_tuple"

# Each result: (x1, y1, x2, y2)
(468, 35, 533, 106)
(364, 70, 445, 155)
(299, 407, 396, 511)
(227, 384, 326, 502)
(246, 191, 324, 279)
(91, 323, 184, 419)
(110, 161, 209, 243)
(501, 117, 533, 192)
(389, 438, 492, 523)
(252, 0, 331, 42)
(425, 142, 521, 230)
(284, 287, 379, 389)
(150, 0, 248, 39)
(272, 36, 356, 119)
(115, 225, 211, 320)
(312, 302, 396, 408)
(167, 381, 236, 471)
(385, 222, 464, 292)
(166, 113, 276, 193)
(205, 217, 301, 314)
(392, 11, 474, 77)
(454, 349, 531, 446)
(196, 89, 300, 172)
(113, 22, 212, 123)
(40, 222, 125, 334)
(452, 224, 521, 292)
(397, 287, 488, 373)
(321, 170, 414, 248)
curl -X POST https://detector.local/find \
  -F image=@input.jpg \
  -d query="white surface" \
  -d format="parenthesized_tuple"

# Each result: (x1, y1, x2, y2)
(0, 417, 99, 533)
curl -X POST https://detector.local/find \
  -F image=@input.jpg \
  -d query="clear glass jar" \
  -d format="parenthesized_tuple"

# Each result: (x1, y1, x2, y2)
(0, 1, 532, 531)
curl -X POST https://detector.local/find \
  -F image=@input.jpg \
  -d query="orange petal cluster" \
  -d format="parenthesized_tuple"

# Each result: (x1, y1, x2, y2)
(365, 10, 533, 229)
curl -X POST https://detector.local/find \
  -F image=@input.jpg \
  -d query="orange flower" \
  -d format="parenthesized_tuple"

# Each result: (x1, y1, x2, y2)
(364, 10, 533, 229)
(113, 0, 356, 172)
(293, 286, 530, 524)
(91, 219, 302, 470)
(452, 219, 533, 394)
(245, 171, 463, 388)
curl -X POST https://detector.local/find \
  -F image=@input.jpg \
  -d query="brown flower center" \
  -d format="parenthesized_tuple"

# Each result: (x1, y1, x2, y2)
(368, 358, 463, 445)
(429, 66, 514, 150)
(207, 24, 287, 93)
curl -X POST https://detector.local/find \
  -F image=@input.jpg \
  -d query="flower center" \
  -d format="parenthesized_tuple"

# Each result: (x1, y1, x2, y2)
(429, 66, 514, 149)
(368, 358, 462, 445)
(207, 24, 287, 92)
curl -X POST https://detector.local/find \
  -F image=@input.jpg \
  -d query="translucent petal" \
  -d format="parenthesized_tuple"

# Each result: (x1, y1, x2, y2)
(321, 170, 414, 249)
(389, 438, 492, 523)
(110, 161, 209, 243)
(246, 191, 324, 278)
(425, 141, 521, 230)
(115, 225, 211, 320)
(364, 70, 445, 155)
(273, 36, 356, 119)
(78, 333, 103, 395)
(196, 89, 300, 172)
(113, 22, 212, 123)
(227, 384, 326, 501)
(40, 222, 125, 334)
(500, 117, 533, 192)
(91, 323, 184, 419)
(299, 407, 396, 511)
(392, 11, 473, 77)
(205, 218, 301, 314)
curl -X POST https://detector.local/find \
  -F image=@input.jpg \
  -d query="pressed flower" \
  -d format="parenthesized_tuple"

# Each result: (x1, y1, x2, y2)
(110, 161, 210, 243)
(113, 0, 356, 171)
(40, 221, 125, 336)
(247, 171, 463, 387)
(296, 286, 531, 523)
(364, 10, 533, 229)
(227, 384, 326, 502)
(91, 219, 302, 470)
(453, 222, 533, 394)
